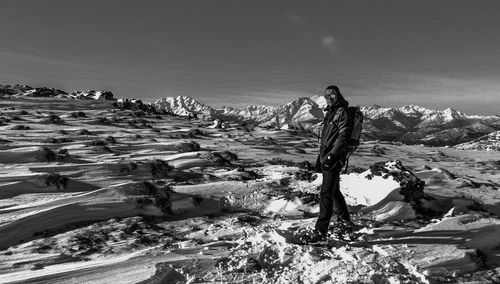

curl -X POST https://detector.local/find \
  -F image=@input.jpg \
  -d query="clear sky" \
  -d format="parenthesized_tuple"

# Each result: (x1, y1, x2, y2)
(1, 0, 500, 114)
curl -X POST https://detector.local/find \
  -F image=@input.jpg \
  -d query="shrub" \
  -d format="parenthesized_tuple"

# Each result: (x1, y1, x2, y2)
(44, 173, 69, 190)
(44, 114, 64, 124)
(293, 170, 315, 181)
(56, 148, 69, 157)
(150, 159, 174, 178)
(143, 181, 173, 214)
(135, 197, 154, 209)
(77, 129, 93, 135)
(44, 137, 73, 143)
(90, 139, 108, 146)
(132, 110, 146, 117)
(105, 135, 117, 144)
(187, 128, 204, 137)
(11, 124, 30, 130)
(0, 117, 11, 123)
(70, 111, 86, 118)
(40, 147, 58, 162)
(201, 151, 238, 166)
(67, 229, 108, 256)
(177, 141, 200, 152)
(94, 117, 112, 125)
(120, 162, 138, 173)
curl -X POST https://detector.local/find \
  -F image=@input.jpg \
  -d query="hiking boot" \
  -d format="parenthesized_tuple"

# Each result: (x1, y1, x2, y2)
(330, 219, 356, 240)
(299, 229, 327, 245)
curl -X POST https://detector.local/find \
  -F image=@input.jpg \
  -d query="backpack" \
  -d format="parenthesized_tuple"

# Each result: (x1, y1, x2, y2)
(343, 106, 364, 173)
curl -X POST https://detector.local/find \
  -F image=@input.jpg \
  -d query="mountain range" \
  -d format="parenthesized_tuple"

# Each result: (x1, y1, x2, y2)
(0, 84, 114, 100)
(2, 83, 498, 147)
(154, 95, 500, 147)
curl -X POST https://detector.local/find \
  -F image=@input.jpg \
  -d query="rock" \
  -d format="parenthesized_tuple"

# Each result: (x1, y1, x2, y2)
(68, 90, 114, 100)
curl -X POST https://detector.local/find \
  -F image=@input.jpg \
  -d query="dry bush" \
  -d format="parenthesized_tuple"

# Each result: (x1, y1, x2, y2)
(150, 159, 174, 178)
(135, 197, 154, 209)
(293, 170, 315, 181)
(90, 139, 108, 146)
(9, 115, 23, 121)
(10, 124, 30, 130)
(56, 148, 69, 157)
(44, 173, 69, 190)
(40, 147, 58, 162)
(267, 157, 307, 168)
(94, 117, 113, 125)
(119, 162, 138, 173)
(70, 111, 86, 118)
(202, 151, 238, 166)
(187, 128, 204, 137)
(66, 229, 108, 257)
(105, 135, 117, 144)
(44, 137, 73, 143)
(143, 181, 173, 214)
(77, 129, 93, 135)
(43, 114, 64, 124)
(177, 141, 200, 152)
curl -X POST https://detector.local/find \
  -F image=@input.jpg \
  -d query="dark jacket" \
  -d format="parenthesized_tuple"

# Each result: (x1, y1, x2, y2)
(319, 94, 349, 170)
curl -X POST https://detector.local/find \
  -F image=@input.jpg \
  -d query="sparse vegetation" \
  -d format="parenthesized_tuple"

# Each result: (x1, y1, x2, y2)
(44, 137, 73, 143)
(177, 141, 200, 152)
(143, 181, 173, 214)
(44, 173, 69, 190)
(267, 158, 313, 171)
(10, 124, 30, 130)
(94, 117, 112, 125)
(77, 129, 93, 135)
(70, 111, 86, 118)
(135, 196, 154, 209)
(90, 139, 108, 146)
(150, 159, 174, 178)
(293, 170, 315, 181)
(202, 151, 238, 166)
(66, 229, 108, 257)
(56, 148, 69, 157)
(43, 114, 64, 124)
(120, 161, 138, 173)
(40, 147, 58, 162)
(105, 135, 117, 144)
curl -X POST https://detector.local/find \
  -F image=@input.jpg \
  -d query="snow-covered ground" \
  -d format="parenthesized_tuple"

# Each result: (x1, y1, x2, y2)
(0, 97, 499, 283)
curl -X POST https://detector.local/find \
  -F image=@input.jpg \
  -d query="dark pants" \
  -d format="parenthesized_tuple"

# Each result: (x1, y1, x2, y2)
(315, 169, 350, 235)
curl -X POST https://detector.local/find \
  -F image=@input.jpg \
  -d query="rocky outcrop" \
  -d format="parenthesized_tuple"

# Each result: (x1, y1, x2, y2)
(67, 90, 114, 100)
(455, 130, 500, 151)
(1, 84, 67, 98)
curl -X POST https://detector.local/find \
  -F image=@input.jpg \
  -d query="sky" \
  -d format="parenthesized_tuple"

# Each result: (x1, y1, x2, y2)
(1, 0, 500, 115)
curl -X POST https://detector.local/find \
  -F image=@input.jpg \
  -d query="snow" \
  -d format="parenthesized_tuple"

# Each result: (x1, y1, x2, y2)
(0, 96, 499, 283)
